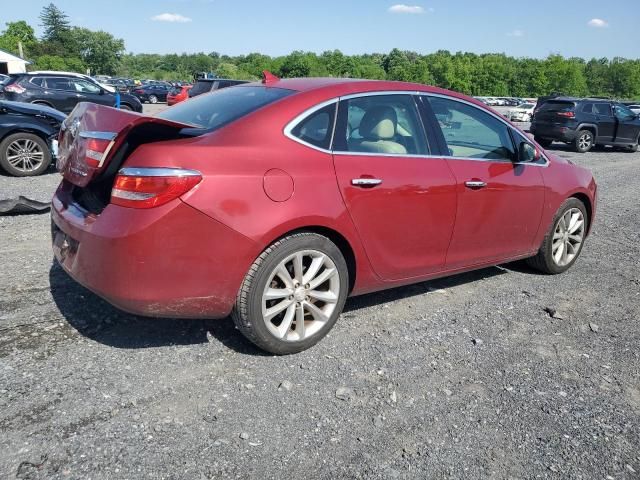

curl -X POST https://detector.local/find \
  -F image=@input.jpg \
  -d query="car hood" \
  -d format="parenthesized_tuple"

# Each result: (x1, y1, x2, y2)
(0, 100, 67, 122)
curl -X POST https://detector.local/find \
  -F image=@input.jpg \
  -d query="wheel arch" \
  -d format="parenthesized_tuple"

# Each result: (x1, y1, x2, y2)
(266, 225, 357, 294)
(30, 100, 55, 109)
(570, 192, 593, 234)
(0, 126, 53, 145)
(577, 123, 598, 138)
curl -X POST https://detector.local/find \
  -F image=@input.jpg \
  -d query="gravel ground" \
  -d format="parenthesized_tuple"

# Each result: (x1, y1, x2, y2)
(1, 129, 639, 479)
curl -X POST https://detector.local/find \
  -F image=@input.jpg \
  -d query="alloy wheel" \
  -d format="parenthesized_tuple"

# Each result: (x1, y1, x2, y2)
(578, 133, 592, 150)
(5, 138, 45, 173)
(261, 250, 340, 342)
(552, 208, 585, 267)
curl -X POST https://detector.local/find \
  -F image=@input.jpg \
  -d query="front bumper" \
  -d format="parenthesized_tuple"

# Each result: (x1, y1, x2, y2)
(51, 182, 259, 318)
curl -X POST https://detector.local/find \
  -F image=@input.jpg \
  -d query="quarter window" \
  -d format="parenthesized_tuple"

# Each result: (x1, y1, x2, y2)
(290, 103, 336, 150)
(334, 95, 428, 155)
(428, 97, 516, 161)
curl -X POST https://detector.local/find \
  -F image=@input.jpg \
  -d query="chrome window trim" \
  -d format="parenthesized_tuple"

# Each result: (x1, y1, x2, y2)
(283, 98, 338, 154)
(118, 167, 201, 177)
(283, 90, 550, 167)
(79, 131, 117, 141)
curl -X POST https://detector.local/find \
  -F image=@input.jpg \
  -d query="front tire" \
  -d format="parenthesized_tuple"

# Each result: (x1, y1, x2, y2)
(0, 132, 51, 177)
(573, 130, 594, 153)
(232, 233, 349, 355)
(526, 198, 588, 274)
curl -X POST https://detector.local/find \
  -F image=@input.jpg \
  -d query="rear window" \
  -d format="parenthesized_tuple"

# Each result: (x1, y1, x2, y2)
(538, 101, 575, 112)
(190, 80, 215, 96)
(157, 85, 294, 130)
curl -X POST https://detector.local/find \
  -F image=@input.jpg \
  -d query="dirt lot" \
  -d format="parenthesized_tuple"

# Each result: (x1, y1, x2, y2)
(1, 130, 639, 478)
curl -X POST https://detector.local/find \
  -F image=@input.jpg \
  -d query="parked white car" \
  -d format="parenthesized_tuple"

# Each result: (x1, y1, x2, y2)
(509, 102, 536, 122)
(628, 104, 640, 115)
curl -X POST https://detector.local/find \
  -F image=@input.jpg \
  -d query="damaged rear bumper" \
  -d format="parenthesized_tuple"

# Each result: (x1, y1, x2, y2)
(50, 182, 258, 319)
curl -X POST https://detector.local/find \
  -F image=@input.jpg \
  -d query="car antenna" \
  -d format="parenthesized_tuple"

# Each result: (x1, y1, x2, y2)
(262, 70, 280, 84)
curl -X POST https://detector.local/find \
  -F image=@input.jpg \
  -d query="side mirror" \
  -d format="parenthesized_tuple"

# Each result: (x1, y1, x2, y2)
(518, 141, 540, 162)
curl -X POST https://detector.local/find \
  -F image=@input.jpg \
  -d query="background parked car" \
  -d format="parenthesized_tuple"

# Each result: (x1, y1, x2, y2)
(0, 72, 142, 113)
(167, 84, 192, 106)
(626, 104, 640, 114)
(0, 100, 65, 176)
(509, 102, 536, 122)
(130, 84, 171, 103)
(531, 98, 640, 152)
(188, 78, 248, 98)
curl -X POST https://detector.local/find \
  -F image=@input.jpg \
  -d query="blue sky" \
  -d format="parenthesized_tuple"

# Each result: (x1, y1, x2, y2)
(5, 0, 639, 58)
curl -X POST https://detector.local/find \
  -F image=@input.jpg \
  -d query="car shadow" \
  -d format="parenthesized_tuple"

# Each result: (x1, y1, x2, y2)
(50, 261, 525, 354)
(48, 261, 268, 356)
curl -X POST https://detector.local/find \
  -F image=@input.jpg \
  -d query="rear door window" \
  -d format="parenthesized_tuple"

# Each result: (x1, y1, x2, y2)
(44, 77, 73, 91)
(333, 94, 428, 155)
(581, 103, 594, 114)
(594, 103, 612, 116)
(157, 85, 293, 130)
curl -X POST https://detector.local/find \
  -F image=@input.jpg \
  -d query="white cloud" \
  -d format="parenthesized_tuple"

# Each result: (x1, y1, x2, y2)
(507, 29, 525, 37)
(151, 13, 192, 23)
(587, 18, 609, 28)
(388, 4, 426, 14)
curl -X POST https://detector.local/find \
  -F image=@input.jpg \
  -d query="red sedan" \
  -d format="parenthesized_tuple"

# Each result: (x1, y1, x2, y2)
(166, 84, 192, 106)
(52, 74, 597, 354)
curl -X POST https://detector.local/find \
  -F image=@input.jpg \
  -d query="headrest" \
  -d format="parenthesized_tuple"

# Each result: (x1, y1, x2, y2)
(359, 106, 398, 140)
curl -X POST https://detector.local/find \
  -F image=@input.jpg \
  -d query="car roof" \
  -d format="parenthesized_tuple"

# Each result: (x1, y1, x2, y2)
(240, 77, 468, 101)
(28, 70, 90, 78)
(196, 78, 248, 83)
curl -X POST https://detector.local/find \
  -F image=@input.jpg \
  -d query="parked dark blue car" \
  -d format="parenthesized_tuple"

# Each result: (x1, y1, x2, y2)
(0, 100, 65, 176)
(130, 84, 171, 104)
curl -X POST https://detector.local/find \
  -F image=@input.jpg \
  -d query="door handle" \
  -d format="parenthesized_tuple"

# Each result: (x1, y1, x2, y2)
(351, 178, 382, 187)
(465, 180, 487, 189)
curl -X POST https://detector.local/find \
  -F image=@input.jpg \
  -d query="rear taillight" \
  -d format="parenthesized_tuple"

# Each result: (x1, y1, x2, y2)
(134, 89, 144, 94)
(111, 167, 202, 209)
(557, 111, 575, 118)
(79, 132, 117, 168)
(4, 83, 26, 94)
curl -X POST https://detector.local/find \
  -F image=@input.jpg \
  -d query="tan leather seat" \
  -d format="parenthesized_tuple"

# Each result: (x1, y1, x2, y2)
(349, 106, 407, 154)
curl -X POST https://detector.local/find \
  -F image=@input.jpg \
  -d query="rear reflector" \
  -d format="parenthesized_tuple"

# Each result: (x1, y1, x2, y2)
(111, 167, 202, 209)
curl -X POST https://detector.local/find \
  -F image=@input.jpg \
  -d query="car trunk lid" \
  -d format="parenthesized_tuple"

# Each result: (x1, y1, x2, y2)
(56, 102, 194, 187)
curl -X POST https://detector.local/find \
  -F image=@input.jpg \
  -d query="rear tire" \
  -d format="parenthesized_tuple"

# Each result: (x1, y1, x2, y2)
(149, 95, 158, 104)
(526, 198, 588, 274)
(573, 129, 594, 153)
(534, 136, 552, 148)
(232, 233, 349, 355)
(625, 143, 638, 153)
(119, 104, 133, 111)
(0, 132, 51, 177)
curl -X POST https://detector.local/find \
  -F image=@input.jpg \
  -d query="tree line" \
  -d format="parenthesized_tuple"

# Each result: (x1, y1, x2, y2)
(1, 3, 639, 99)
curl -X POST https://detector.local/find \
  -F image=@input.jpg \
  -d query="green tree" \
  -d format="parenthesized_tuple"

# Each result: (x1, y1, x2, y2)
(0, 21, 37, 57)
(39, 3, 70, 43)
(68, 28, 125, 75)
